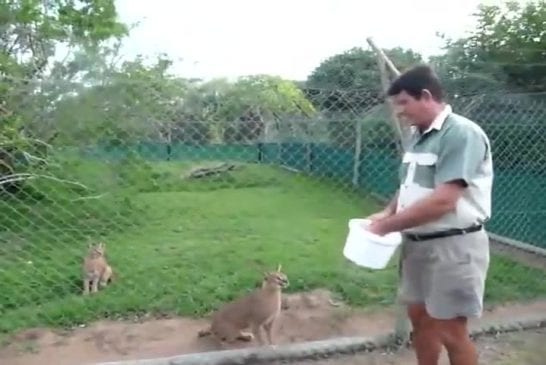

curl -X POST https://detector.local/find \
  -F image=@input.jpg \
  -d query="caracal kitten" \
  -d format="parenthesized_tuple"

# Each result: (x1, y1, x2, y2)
(82, 241, 113, 295)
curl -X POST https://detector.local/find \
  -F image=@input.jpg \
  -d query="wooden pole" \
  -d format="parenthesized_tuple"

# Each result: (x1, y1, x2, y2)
(377, 56, 403, 155)
(366, 37, 412, 153)
(366, 36, 411, 344)
(367, 37, 401, 77)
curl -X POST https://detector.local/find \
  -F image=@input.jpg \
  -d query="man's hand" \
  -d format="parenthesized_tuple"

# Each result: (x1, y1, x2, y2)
(365, 191, 399, 222)
(364, 210, 392, 236)
(363, 191, 398, 235)
(367, 218, 390, 236)
(366, 210, 391, 222)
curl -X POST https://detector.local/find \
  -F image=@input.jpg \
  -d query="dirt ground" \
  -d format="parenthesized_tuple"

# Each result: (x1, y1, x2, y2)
(1, 290, 546, 365)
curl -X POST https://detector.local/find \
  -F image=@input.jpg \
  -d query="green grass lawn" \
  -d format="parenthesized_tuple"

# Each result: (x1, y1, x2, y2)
(0, 158, 545, 335)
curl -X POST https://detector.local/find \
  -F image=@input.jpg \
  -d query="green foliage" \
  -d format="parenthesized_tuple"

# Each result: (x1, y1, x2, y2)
(1, 0, 126, 79)
(302, 47, 418, 150)
(44, 66, 318, 146)
(195, 75, 318, 143)
(305, 47, 424, 114)
(303, 47, 421, 146)
(304, 1, 545, 96)
(0, 0, 128, 197)
(307, 47, 423, 92)
(51, 53, 191, 144)
(219, 75, 316, 119)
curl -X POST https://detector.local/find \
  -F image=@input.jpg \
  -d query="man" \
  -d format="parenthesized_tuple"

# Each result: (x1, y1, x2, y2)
(366, 65, 494, 365)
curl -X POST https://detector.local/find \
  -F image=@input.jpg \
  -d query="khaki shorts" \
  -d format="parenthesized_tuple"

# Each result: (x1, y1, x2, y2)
(398, 229, 490, 320)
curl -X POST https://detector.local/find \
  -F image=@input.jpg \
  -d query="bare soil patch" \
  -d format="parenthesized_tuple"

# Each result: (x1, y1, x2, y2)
(1, 290, 545, 365)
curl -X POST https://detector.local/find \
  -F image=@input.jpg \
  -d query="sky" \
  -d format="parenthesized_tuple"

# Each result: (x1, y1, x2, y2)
(113, 0, 503, 81)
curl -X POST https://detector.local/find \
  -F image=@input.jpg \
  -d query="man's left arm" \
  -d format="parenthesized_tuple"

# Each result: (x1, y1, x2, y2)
(369, 126, 488, 235)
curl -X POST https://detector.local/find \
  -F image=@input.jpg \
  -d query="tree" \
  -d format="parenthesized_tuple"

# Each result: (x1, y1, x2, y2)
(307, 47, 423, 91)
(305, 47, 424, 113)
(433, 0, 546, 94)
(205, 75, 317, 143)
(430, 1, 546, 180)
(0, 0, 128, 193)
(50, 53, 192, 145)
(302, 47, 423, 149)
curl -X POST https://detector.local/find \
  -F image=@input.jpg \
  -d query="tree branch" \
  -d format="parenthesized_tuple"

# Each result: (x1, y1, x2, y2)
(71, 193, 107, 202)
(0, 173, 90, 190)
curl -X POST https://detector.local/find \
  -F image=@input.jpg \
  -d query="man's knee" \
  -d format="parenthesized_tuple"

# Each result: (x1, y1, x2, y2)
(406, 303, 430, 348)
(407, 306, 469, 343)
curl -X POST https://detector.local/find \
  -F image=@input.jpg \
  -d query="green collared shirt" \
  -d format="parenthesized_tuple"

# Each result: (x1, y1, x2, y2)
(396, 105, 494, 233)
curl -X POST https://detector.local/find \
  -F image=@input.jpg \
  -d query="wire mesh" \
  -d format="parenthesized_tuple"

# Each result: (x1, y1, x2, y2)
(0, 75, 545, 343)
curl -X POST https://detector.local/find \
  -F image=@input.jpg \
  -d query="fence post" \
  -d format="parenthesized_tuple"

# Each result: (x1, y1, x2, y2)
(352, 119, 362, 187)
(305, 142, 312, 173)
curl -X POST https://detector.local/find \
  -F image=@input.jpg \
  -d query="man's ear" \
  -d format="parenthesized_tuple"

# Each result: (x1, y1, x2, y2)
(421, 89, 433, 101)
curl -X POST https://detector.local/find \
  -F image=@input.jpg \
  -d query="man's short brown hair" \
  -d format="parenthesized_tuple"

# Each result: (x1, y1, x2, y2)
(387, 65, 444, 101)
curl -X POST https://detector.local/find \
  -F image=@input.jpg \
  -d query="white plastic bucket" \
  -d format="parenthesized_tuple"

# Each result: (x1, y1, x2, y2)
(343, 218, 402, 270)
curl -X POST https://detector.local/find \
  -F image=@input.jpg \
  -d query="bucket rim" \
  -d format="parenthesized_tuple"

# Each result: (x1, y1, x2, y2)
(347, 218, 402, 247)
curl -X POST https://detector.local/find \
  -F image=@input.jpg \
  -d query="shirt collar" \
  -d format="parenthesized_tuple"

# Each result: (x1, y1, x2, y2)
(422, 104, 452, 134)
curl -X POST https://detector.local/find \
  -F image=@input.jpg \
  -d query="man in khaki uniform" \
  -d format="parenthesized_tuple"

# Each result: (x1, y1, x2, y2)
(366, 65, 493, 365)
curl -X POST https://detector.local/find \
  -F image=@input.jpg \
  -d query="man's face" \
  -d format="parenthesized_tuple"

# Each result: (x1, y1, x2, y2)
(391, 90, 428, 126)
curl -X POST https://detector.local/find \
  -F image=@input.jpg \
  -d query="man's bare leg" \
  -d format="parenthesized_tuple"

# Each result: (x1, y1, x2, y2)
(441, 316, 478, 365)
(409, 303, 478, 365)
(408, 303, 443, 365)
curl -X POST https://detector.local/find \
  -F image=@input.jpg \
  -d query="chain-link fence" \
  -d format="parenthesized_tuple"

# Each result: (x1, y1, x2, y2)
(1, 75, 545, 361)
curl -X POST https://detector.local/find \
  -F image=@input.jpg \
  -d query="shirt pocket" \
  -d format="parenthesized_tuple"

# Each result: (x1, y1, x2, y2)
(402, 152, 437, 188)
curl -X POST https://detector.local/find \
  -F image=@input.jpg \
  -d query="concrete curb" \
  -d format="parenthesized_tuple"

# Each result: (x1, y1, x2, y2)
(469, 315, 546, 340)
(95, 334, 396, 365)
(96, 315, 546, 365)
